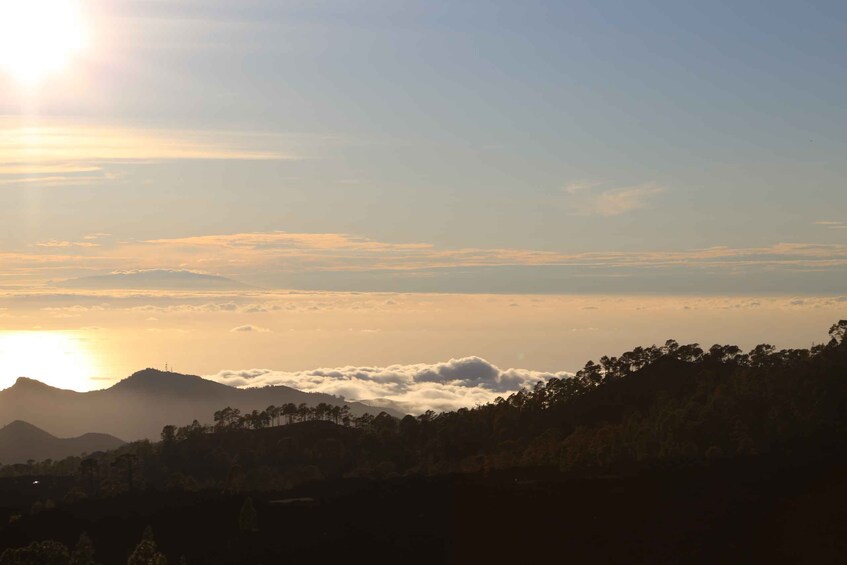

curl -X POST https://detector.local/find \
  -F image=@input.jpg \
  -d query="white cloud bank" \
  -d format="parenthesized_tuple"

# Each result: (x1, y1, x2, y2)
(207, 357, 571, 414)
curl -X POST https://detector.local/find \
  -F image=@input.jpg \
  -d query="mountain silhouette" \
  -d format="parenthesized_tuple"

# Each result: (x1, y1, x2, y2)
(0, 420, 124, 465)
(0, 370, 402, 441)
(109, 369, 236, 398)
(54, 269, 249, 290)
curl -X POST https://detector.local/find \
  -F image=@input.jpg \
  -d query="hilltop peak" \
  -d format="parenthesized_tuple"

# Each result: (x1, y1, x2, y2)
(124, 368, 207, 382)
(3, 377, 84, 395)
(14, 376, 45, 386)
(109, 368, 231, 396)
(8, 377, 58, 391)
(0, 420, 124, 464)
(2, 419, 44, 431)
(128, 368, 179, 379)
(0, 419, 56, 442)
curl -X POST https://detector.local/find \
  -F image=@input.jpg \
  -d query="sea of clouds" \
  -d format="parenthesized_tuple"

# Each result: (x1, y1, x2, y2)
(207, 356, 572, 414)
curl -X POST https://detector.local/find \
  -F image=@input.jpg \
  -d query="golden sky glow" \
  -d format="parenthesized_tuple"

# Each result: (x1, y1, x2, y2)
(0, 330, 98, 391)
(0, 291, 844, 402)
(0, 119, 291, 174)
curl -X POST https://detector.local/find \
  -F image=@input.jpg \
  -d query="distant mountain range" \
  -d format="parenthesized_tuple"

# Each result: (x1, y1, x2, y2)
(0, 420, 124, 465)
(54, 269, 249, 290)
(0, 369, 403, 442)
(358, 397, 419, 415)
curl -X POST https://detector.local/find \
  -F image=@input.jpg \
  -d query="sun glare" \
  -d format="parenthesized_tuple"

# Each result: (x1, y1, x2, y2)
(0, 0, 88, 86)
(0, 331, 97, 391)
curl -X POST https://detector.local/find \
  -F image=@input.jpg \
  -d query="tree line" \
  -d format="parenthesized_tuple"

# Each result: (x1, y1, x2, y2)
(159, 402, 357, 444)
(0, 527, 183, 565)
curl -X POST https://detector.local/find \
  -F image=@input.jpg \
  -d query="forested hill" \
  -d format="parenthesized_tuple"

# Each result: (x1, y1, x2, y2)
(353, 319, 847, 476)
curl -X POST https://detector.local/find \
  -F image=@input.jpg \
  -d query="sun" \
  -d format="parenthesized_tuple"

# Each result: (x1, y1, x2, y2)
(0, 331, 98, 391)
(0, 0, 88, 86)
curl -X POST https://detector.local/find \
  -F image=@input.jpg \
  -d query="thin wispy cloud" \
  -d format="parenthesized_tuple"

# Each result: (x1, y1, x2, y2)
(0, 118, 296, 188)
(5, 232, 847, 292)
(0, 173, 115, 187)
(141, 233, 847, 274)
(563, 181, 602, 195)
(816, 220, 847, 229)
(0, 163, 102, 175)
(564, 181, 666, 216)
(35, 240, 100, 249)
(0, 120, 292, 162)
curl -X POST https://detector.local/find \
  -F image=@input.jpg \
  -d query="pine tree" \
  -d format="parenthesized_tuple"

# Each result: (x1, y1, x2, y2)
(239, 497, 259, 532)
(70, 532, 98, 565)
(127, 526, 167, 565)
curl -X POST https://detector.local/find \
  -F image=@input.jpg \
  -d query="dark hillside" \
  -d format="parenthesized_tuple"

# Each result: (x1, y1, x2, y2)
(2, 448, 847, 564)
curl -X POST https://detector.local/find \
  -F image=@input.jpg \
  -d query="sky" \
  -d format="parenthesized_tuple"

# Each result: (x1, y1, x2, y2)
(0, 0, 845, 411)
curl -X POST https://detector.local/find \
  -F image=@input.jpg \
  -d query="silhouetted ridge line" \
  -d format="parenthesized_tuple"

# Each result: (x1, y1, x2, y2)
(9, 377, 66, 391)
(109, 368, 234, 395)
(55, 269, 250, 291)
(0, 368, 402, 442)
(0, 420, 124, 464)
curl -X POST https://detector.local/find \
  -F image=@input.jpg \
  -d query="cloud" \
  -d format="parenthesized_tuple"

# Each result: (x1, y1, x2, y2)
(565, 182, 665, 216)
(207, 357, 570, 414)
(0, 173, 116, 188)
(0, 164, 102, 175)
(7, 229, 847, 293)
(131, 302, 283, 314)
(41, 304, 106, 315)
(36, 240, 100, 248)
(591, 185, 666, 216)
(230, 324, 271, 333)
(137, 233, 847, 276)
(563, 181, 601, 195)
(0, 118, 294, 188)
(816, 220, 847, 229)
(0, 120, 290, 163)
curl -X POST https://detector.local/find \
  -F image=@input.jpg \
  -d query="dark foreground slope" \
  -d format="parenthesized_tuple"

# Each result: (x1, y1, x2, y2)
(1, 448, 847, 564)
